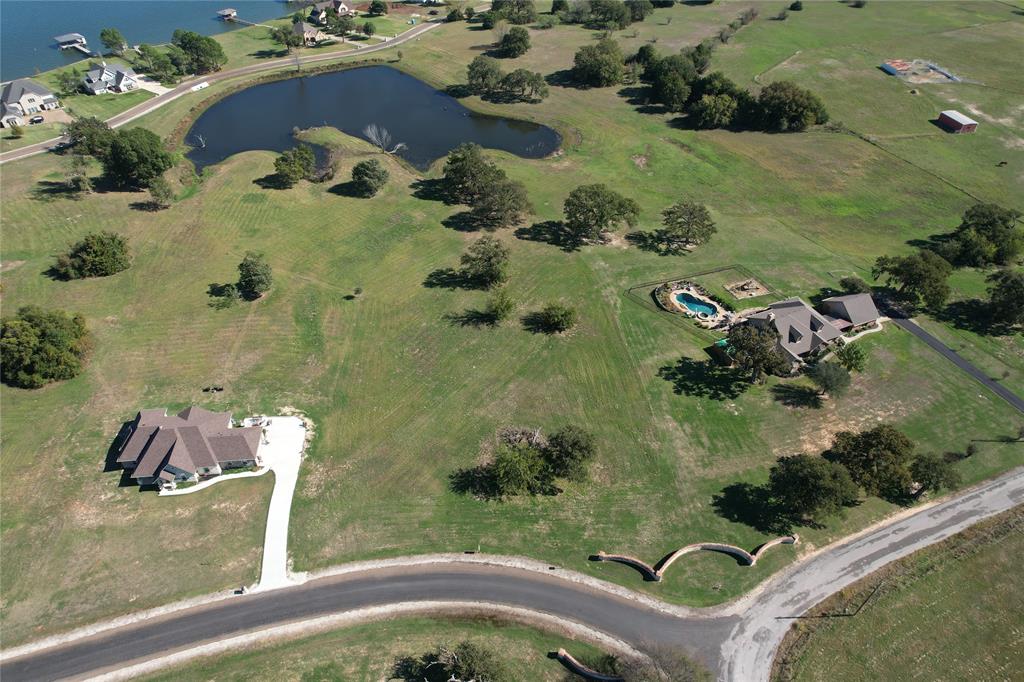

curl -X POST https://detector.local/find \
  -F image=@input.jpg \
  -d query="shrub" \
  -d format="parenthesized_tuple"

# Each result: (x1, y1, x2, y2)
(148, 175, 175, 209)
(351, 158, 389, 197)
(790, 0, 803, 9)
(546, 425, 596, 481)
(1, 306, 90, 388)
(834, 342, 867, 373)
(551, 0, 570, 12)
(54, 231, 131, 280)
(839, 275, 872, 294)
(486, 287, 516, 322)
(536, 303, 578, 333)
(535, 14, 558, 28)
(9, 123, 24, 139)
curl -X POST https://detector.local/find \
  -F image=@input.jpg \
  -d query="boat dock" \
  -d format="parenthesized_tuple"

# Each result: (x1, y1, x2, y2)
(53, 33, 94, 56)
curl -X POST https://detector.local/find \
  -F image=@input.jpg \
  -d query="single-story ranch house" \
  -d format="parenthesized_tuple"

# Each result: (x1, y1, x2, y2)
(0, 78, 61, 128)
(82, 61, 138, 95)
(745, 293, 881, 367)
(116, 406, 264, 490)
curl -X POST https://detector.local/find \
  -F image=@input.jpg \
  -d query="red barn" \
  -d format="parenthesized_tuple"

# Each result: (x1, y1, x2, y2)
(938, 110, 978, 133)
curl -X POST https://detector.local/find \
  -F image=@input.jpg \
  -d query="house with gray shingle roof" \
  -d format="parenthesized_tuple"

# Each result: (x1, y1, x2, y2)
(116, 406, 263, 490)
(1, 78, 61, 128)
(742, 294, 881, 368)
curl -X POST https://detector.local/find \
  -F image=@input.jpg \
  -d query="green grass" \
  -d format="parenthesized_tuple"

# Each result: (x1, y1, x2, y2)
(772, 505, 1024, 681)
(2, 0, 1022, 647)
(0, 124, 65, 153)
(139, 616, 606, 681)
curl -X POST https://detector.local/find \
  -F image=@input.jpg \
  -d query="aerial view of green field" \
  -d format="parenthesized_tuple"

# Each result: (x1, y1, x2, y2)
(1, 1, 1021, 681)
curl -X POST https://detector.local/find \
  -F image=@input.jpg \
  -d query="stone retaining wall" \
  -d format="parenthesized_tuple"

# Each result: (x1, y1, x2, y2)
(596, 535, 798, 582)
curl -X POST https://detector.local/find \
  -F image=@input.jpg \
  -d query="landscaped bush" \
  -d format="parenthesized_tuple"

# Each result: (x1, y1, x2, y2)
(1, 306, 90, 388)
(53, 231, 131, 280)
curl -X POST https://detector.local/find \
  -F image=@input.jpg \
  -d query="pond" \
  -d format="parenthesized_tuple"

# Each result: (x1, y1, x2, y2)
(185, 65, 562, 173)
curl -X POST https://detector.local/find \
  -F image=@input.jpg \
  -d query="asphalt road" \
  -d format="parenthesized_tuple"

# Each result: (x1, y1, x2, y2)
(3, 467, 1021, 682)
(891, 317, 1024, 414)
(0, 21, 442, 166)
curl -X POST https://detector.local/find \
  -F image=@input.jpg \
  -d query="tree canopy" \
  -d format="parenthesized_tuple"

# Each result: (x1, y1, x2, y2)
(756, 80, 829, 131)
(460, 235, 511, 288)
(64, 117, 115, 158)
(572, 39, 625, 87)
(99, 27, 127, 55)
(368, 0, 388, 15)
(393, 641, 513, 682)
(728, 324, 787, 383)
(834, 342, 867, 372)
(170, 29, 227, 74)
(1, 306, 90, 389)
(768, 454, 859, 524)
(274, 145, 317, 187)
(442, 143, 503, 205)
(807, 360, 851, 397)
(944, 203, 1022, 267)
(986, 269, 1024, 327)
(658, 201, 716, 251)
(545, 425, 596, 482)
(467, 56, 503, 95)
(911, 452, 961, 497)
(351, 158, 389, 197)
(101, 127, 174, 188)
(872, 250, 952, 309)
(563, 184, 639, 243)
(498, 26, 531, 58)
(490, 0, 538, 24)
(271, 25, 304, 52)
(237, 252, 273, 300)
(825, 424, 915, 501)
(54, 232, 131, 280)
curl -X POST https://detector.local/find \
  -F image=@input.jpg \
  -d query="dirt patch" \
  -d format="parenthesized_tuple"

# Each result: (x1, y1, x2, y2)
(725, 278, 770, 300)
(1, 259, 26, 272)
(631, 154, 648, 169)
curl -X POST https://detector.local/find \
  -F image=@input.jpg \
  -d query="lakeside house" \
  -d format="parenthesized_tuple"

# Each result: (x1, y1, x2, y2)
(744, 294, 881, 368)
(82, 61, 139, 95)
(116, 406, 264, 490)
(293, 21, 328, 46)
(308, 0, 354, 24)
(0, 78, 61, 128)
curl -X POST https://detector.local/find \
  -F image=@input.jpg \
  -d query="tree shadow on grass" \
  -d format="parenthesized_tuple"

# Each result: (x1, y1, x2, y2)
(441, 210, 488, 232)
(545, 69, 589, 90)
(711, 483, 793, 535)
(933, 298, 1010, 336)
(253, 173, 290, 190)
(410, 177, 451, 203)
(444, 308, 498, 328)
(449, 464, 499, 499)
(771, 383, 823, 409)
(520, 311, 562, 334)
(657, 357, 749, 401)
(249, 48, 288, 59)
(31, 180, 83, 202)
(625, 230, 689, 256)
(328, 180, 365, 198)
(422, 267, 484, 290)
(444, 83, 475, 99)
(129, 200, 165, 212)
(514, 220, 580, 252)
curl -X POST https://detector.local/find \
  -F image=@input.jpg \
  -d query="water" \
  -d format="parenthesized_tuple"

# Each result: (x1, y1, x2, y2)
(675, 291, 718, 317)
(185, 66, 562, 172)
(1, 0, 295, 82)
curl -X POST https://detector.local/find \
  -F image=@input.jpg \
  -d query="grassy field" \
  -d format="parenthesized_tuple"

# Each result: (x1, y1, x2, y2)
(772, 505, 1024, 681)
(2, 0, 1022, 647)
(139, 616, 604, 681)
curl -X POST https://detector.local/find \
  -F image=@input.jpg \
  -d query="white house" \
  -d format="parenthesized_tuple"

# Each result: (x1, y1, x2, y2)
(82, 62, 139, 95)
(0, 78, 61, 128)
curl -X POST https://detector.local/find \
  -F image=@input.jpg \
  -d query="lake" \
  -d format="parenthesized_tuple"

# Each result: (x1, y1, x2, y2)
(1, 0, 296, 81)
(184, 66, 562, 172)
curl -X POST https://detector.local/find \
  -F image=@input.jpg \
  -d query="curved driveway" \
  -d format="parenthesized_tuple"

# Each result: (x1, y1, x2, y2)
(0, 21, 442, 166)
(2, 467, 1020, 682)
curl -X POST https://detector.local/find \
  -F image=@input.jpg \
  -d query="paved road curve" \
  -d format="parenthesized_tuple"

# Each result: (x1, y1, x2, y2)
(891, 317, 1024, 414)
(0, 21, 442, 166)
(3, 467, 1021, 682)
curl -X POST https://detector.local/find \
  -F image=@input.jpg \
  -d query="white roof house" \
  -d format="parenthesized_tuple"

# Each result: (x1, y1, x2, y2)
(82, 62, 139, 95)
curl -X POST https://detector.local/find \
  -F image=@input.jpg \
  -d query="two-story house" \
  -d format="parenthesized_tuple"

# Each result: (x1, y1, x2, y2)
(0, 78, 61, 128)
(82, 61, 139, 95)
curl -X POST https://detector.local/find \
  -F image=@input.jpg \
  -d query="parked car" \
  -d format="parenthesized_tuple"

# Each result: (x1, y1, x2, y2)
(29, 115, 45, 124)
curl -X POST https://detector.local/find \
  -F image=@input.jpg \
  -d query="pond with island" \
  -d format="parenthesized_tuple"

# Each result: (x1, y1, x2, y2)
(185, 65, 562, 173)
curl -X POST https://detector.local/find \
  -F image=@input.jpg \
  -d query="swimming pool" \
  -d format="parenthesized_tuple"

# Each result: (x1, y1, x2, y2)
(675, 291, 718, 317)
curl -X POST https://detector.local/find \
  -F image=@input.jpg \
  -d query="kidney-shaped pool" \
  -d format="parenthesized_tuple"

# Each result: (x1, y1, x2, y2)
(185, 65, 562, 172)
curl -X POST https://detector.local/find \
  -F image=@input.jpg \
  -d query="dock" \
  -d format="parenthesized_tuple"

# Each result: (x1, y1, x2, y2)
(53, 32, 94, 56)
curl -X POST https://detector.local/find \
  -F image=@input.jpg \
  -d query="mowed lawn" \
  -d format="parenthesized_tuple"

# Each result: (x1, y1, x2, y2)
(774, 505, 1024, 681)
(139, 616, 603, 681)
(2, 1, 1023, 646)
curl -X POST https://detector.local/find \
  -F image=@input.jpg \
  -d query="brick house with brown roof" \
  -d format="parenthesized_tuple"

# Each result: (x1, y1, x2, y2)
(116, 406, 263, 490)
